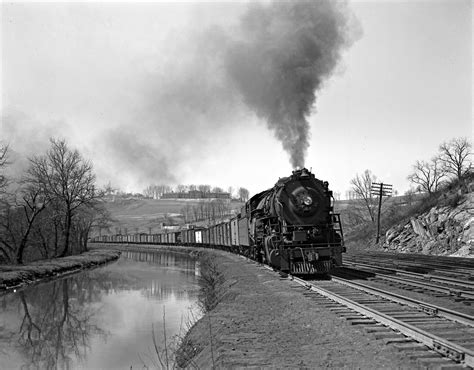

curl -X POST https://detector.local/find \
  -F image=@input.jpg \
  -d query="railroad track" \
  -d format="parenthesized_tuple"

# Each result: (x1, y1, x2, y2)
(293, 274, 474, 368)
(258, 259, 474, 368)
(344, 253, 474, 281)
(337, 262, 474, 306)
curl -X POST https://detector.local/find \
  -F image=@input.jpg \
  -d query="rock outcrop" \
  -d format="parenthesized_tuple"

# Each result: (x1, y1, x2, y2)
(384, 193, 474, 257)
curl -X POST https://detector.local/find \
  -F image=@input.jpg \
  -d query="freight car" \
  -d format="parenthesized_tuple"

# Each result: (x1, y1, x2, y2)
(92, 168, 345, 275)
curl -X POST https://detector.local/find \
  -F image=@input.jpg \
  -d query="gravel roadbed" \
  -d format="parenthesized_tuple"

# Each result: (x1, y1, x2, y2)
(0, 249, 121, 292)
(178, 250, 425, 369)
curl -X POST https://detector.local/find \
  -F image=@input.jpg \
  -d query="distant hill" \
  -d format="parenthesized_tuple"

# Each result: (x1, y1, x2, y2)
(99, 197, 244, 236)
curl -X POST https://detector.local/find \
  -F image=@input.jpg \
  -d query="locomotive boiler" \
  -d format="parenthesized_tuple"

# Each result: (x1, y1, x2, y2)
(242, 168, 344, 274)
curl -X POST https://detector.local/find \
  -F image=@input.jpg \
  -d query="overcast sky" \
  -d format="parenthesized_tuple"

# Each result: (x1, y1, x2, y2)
(1, 0, 472, 198)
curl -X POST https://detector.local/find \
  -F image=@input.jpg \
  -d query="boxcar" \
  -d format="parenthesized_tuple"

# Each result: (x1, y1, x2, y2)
(230, 217, 239, 246)
(195, 229, 203, 244)
(209, 225, 215, 245)
(238, 216, 250, 246)
(216, 224, 222, 245)
(186, 229, 196, 245)
(180, 230, 187, 244)
(214, 224, 219, 245)
(170, 232, 176, 244)
(224, 222, 231, 246)
(202, 228, 210, 245)
(174, 231, 182, 244)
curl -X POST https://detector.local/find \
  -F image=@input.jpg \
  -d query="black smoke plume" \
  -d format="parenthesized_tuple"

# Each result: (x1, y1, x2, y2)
(224, 0, 356, 168)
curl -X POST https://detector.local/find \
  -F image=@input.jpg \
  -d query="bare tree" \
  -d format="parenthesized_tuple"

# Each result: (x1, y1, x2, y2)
(27, 138, 100, 257)
(0, 150, 50, 263)
(0, 143, 9, 197)
(181, 203, 192, 223)
(176, 184, 188, 193)
(198, 185, 211, 198)
(238, 187, 249, 202)
(438, 137, 472, 181)
(0, 192, 47, 264)
(198, 184, 211, 192)
(211, 186, 223, 194)
(407, 157, 445, 194)
(350, 170, 378, 222)
(142, 184, 172, 199)
(104, 181, 117, 196)
(15, 182, 50, 263)
(72, 201, 111, 253)
(143, 185, 155, 198)
(345, 190, 357, 200)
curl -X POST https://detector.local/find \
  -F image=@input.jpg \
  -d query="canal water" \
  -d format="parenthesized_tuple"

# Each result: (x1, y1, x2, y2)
(0, 250, 201, 369)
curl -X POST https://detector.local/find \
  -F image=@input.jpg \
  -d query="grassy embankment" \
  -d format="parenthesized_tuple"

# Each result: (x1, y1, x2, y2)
(0, 249, 121, 291)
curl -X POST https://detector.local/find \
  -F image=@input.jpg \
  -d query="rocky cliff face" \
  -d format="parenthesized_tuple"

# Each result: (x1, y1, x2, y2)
(384, 193, 474, 257)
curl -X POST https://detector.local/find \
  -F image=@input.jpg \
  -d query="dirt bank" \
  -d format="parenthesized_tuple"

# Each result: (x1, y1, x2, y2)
(0, 249, 121, 292)
(177, 250, 424, 369)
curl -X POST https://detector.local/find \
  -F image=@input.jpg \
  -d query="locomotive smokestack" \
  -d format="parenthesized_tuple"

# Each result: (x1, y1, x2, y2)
(225, 0, 358, 168)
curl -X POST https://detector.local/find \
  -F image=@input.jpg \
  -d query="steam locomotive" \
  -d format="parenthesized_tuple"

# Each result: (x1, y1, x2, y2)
(244, 167, 344, 274)
(92, 168, 345, 275)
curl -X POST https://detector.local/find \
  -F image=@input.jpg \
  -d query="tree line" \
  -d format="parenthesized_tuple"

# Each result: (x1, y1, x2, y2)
(0, 139, 109, 264)
(407, 137, 472, 194)
(143, 183, 250, 201)
(180, 199, 238, 224)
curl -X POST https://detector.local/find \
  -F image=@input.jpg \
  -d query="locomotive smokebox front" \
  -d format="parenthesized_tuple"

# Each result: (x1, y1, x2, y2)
(273, 168, 331, 227)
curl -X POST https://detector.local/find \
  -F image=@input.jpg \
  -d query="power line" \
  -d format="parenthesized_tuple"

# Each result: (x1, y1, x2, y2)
(371, 182, 392, 244)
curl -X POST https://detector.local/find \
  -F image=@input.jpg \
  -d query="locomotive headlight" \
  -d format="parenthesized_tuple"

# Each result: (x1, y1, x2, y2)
(303, 196, 312, 206)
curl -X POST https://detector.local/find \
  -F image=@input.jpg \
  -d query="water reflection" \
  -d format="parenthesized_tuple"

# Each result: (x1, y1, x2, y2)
(15, 280, 106, 369)
(0, 250, 200, 369)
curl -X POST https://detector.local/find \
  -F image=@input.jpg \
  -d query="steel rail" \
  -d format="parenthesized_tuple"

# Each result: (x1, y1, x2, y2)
(344, 256, 474, 278)
(329, 276, 474, 327)
(345, 253, 474, 268)
(365, 273, 474, 300)
(344, 260, 474, 289)
(290, 275, 474, 367)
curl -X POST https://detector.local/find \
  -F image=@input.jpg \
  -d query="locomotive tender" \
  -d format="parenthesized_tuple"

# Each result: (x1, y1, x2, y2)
(94, 168, 345, 275)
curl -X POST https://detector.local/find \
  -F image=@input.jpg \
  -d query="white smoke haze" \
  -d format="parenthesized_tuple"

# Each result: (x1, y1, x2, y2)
(2, 1, 359, 191)
(1, 110, 74, 182)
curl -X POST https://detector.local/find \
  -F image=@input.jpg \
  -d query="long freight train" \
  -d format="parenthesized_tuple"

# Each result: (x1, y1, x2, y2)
(93, 168, 345, 275)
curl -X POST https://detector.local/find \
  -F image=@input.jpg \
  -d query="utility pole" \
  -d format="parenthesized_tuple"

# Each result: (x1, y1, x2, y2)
(371, 182, 393, 244)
